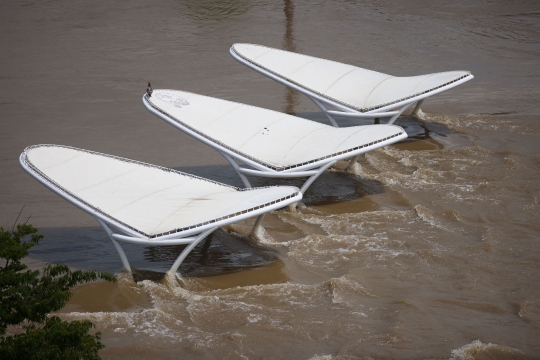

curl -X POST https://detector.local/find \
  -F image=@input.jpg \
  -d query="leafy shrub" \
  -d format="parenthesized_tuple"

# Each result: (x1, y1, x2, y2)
(0, 223, 116, 359)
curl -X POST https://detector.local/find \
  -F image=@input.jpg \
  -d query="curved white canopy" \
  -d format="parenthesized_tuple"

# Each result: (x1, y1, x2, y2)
(145, 89, 405, 171)
(21, 145, 300, 239)
(231, 43, 472, 113)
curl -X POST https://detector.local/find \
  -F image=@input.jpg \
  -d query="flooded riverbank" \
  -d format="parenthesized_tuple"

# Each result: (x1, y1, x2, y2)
(1, 0, 539, 358)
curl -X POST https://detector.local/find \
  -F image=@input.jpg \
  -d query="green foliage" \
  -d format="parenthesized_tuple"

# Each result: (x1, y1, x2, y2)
(0, 223, 116, 359)
(0, 317, 103, 360)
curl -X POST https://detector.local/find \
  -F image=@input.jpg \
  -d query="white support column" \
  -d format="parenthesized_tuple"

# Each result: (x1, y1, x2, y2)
(346, 154, 361, 172)
(288, 160, 338, 211)
(308, 96, 339, 128)
(95, 218, 131, 272)
(250, 213, 266, 240)
(412, 99, 425, 119)
(166, 227, 218, 277)
(219, 151, 253, 188)
(300, 160, 337, 194)
(387, 103, 413, 124)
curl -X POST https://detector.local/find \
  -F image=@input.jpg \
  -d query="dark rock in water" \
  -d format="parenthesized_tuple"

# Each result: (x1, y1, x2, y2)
(143, 228, 278, 277)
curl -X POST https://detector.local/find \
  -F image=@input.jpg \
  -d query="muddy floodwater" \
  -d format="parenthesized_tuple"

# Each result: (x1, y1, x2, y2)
(1, 1, 540, 359)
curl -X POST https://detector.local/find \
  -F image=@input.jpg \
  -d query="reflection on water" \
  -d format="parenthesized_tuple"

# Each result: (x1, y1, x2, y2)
(282, 0, 296, 53)
(182, 0, 252, 22)
(282, 0, 300, 114)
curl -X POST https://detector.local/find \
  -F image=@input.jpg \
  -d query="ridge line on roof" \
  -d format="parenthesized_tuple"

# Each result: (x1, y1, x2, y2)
(250, 47, 273, 61)
(105, 177, 193, 216)
(322, 67, 364, 94)
(411, 73, 439, 94)
(363, 76, 396, 109)
(282, 126, 332, 163)
(235, 114, 291, 152)
(200, 103, 244, 131)
(75, 168, 137, 193)
(280, 57, 318, 78)
(233, 44, 386, 78)
(146, 191, 217, 235)
(216, 192, 266, 221)
(39, 151, 81, 171)
(145, 191, 300, 239)
(26, 144, 243, 190)
(333, 126, 374, 150)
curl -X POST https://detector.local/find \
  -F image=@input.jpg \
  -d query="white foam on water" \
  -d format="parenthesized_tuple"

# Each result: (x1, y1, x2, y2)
(308, 355, 333, 360)
(430, 114, 538, 135)
(518, 298, 540, 324)
(61, 275, 366, 345)
(357, 144, 527, 215)
(450, 340, 528, 360)
(413, 205, 456, 232)
(286, 232, 413, 274)
(62, 308, 183, 340)
(328, 275, 377, 311)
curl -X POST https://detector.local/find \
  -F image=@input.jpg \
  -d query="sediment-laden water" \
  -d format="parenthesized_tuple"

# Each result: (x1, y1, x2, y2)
(1, 1, 539, 358)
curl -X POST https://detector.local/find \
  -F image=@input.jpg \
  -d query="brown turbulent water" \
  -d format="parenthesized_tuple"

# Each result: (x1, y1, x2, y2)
(1, 0, 540, 359)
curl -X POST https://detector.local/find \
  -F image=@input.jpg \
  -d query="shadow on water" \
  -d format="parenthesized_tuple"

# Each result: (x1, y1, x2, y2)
(293, 111, 474, 149)
(30, 227, 277, 279)
(173, 164, 385, 205)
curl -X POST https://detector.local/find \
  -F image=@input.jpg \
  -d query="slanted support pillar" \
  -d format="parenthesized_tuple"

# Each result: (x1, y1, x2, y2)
(96, 218, 131, 272)
(388, 104, 412, 124)
(250, 214, 266, 241)
(346, 154, 361, 172)
(412, 99, 425, 119)
(167, 227, 217, 277)
(299, 160, 337, 194)
(288, 160, 337, 211)
(111, 239, 131, 273)
(308, 96, 339, 127)
(220, 151, 253, 188)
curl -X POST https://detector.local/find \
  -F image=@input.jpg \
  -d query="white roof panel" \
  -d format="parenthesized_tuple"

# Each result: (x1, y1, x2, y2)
(146, 89, 405, 170)
(22, 145, 300, 238)
(231, 43, 471, 112)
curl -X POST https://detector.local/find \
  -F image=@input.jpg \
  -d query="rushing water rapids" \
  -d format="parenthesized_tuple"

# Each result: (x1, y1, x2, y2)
(1, 0, 539, 359)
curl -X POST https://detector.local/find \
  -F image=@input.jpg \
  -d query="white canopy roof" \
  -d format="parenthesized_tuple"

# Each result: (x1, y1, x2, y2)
(146, 90, 405, 171)
(231, 43, 472, 112)
(21, 145, 300, 238)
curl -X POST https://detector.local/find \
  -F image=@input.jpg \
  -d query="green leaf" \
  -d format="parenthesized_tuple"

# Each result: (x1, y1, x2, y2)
(0, 224, 116, 359)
